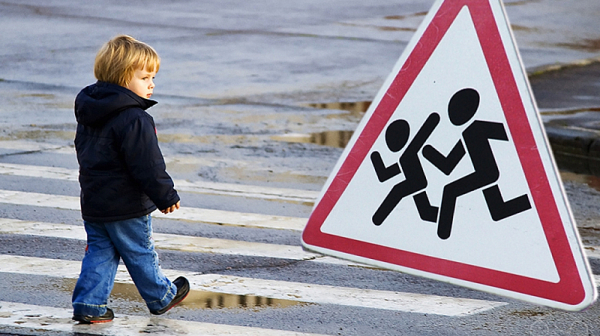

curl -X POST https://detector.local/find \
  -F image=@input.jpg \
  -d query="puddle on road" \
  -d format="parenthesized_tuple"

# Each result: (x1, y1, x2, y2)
(376, 26, 415, 32)
(182, 290, 304, 310)
(274, 101, 372, 148)
(510, 24, 541, 33)
(503, 0, 537, 6)
(17, 93, 56, 99)
(305, 101, 371, 117)
(281, 101, 600, 197)
(159, 133, 262, 145)
(541, 107, 600, 116)
(0, 130, 75, 142)
(555, 38, 600, 52)
(222, 164, 328, 187)
(384, 12, 428, 21)
(45, 278, 306, 312)
(561, 170, 600, 193)
(272, 130, 353, 148)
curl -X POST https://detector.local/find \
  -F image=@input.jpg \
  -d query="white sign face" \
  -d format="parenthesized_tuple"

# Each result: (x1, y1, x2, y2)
(302, 0, 597, 311)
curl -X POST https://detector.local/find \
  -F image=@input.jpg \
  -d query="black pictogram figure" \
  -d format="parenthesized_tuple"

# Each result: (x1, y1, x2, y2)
(422, 88, 532, 240)
(371, 113, 440, 226)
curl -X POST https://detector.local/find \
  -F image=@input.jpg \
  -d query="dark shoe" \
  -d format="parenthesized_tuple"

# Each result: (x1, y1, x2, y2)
(72, 308, 114, 324)
(150, 276, 190, 315)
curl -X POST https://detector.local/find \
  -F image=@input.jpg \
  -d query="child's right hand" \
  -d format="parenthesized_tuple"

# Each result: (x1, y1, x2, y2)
(160, 201, 180, 214)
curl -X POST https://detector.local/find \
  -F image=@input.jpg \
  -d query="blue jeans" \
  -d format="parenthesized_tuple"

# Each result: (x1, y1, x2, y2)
(72, 215, 177, 316)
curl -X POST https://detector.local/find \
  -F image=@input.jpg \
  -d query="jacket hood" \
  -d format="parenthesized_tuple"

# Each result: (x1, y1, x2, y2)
(75, 81, 157, 127)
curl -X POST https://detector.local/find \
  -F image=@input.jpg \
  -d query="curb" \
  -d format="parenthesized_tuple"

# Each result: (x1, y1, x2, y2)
(528, 56, 600, 174)
(527, 56, 600, 77)
(545, 125, 600, 176)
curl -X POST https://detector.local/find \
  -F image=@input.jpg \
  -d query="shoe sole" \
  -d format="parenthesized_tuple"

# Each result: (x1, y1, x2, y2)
(73, 317, 114, 324)
(82, 319, 113, 324)
(73, 308, 114, 324)
(154, 291, 190, 315)
(150, 277, 191, 315)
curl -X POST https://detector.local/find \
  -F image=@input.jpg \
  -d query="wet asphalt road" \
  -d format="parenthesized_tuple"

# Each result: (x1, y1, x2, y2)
(1, 0, 600, 335)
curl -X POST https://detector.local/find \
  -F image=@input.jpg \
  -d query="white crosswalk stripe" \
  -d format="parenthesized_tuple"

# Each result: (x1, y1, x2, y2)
(0, 140, 70, 154)
(584, 245, 600, 259)
(2, 218, 599, 268)
(0, 140, 322, 203)
(0, 218, 354, 266)
(0, 255, 508, 316)
(1, 191, 599, 262)
(0, 189, 307, 231)
(0, 162, 319, 204)
(0, 301, 327, 336)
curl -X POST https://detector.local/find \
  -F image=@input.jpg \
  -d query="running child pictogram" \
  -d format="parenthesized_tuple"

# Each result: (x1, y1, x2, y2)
(372, 88, 532, 239)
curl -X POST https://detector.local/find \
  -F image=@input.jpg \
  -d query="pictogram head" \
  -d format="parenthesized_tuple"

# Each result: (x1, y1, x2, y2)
(448, 88, 480, 126)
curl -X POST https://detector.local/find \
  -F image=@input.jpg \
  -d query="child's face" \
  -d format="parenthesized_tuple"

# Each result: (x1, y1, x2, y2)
(126, 68, 156, 99)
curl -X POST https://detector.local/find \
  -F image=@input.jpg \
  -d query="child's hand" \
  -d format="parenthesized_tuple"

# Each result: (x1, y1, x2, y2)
(160, 201, 180, 214)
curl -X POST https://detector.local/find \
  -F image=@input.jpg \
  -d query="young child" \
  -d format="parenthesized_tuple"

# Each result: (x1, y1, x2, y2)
(71, 35, 189, 324)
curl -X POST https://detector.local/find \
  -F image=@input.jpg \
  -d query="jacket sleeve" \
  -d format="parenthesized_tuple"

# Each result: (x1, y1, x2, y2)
(119, 112, 180, 210)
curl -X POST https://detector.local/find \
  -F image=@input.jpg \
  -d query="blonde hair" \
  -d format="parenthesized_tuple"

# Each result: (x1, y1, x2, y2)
(94, 35, 160, 87)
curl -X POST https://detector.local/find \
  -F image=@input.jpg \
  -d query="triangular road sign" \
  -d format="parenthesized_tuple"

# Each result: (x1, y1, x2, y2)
(302, 0, 597, 310)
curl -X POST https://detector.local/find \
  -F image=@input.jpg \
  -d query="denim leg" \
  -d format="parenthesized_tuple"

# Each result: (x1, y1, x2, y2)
(72, 221, 120, 316)
(105, 215, 176, 312)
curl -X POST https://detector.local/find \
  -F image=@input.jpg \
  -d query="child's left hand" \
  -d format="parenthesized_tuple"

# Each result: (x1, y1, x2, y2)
(160, 201, 180, 214)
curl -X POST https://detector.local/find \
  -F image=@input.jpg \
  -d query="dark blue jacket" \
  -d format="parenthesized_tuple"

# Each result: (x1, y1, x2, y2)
(74, 81, 180, 222)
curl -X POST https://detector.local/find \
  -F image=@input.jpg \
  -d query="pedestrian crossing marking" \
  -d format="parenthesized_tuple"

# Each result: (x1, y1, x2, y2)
(0, 255, 508, 316)
(0, 189, 307, 231)
(2, 216, 599, 275)
(0, 301, 327, 336)
(0, 140, 69, 154)
(0, 218, 354, 266)
(185, 274, 507, 317)
(0, 162, 319, 204)
(0, 218, 310, 261)
(0, 140, 326, 191)
(585, 246, 600, 260)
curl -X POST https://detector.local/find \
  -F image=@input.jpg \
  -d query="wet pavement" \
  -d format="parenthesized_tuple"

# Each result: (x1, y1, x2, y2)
(1, 0, 600, 170)
(1, 0, 600, 334)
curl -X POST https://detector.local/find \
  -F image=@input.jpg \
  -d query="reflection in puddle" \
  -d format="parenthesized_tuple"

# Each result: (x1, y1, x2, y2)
(309, 130, 353, 148)
(279, 100, 374, 148)
(272, 130, 354, 148)
(158, 133, 261, 145)
(47, 278, 305, 311)
(377, 26, 415, 32)
(223, 165, 328, 187)
(282, 101, 372, 148)
(183, 290, 303, 310)
(1, 130, 76, 142)
(504, 0, 540, 6)
(17, 93, 56, 99)
(540, 107, 600, 116)
(561, 171, 600, 193)
(384, 12, 428, 20)
(556, 38, 600, 52)
(510, 24, 540, 33)
(305, 101, 371, 117)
